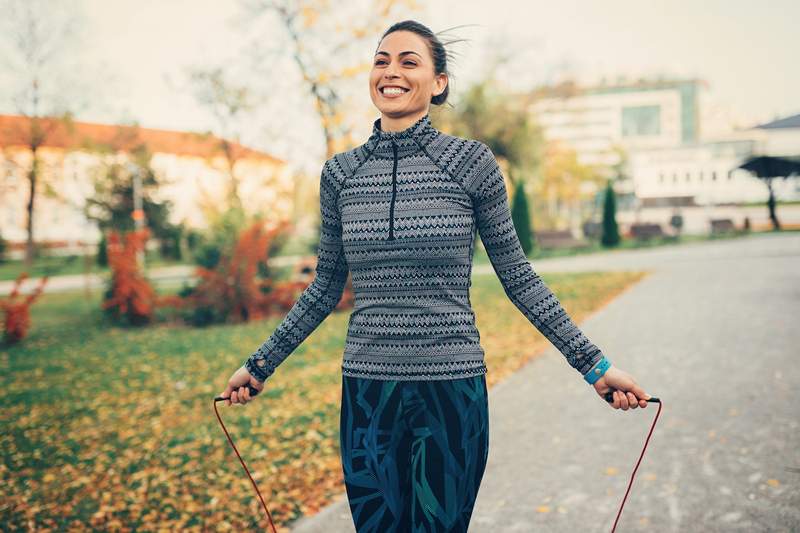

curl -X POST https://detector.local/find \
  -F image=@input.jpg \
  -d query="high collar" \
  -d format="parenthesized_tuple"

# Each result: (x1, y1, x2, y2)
(364, 112, 439, 158)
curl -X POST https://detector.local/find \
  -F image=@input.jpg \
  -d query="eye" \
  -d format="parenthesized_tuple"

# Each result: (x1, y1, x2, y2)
(374, 59, 386, 65)
(403, 60, 417, 66)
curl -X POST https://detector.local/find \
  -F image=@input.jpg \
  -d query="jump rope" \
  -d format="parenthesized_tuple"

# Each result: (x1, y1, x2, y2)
(213, 385, 661, 533)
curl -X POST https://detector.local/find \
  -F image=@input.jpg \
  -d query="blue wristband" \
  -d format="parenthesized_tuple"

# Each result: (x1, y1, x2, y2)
(584, 356, 611, 385)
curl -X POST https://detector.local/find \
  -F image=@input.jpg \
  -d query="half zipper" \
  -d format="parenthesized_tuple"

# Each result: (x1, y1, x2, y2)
(388, 140, 398, 240)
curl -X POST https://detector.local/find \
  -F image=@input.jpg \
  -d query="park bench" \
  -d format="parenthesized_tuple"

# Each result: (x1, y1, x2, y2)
(710, 218, 736, 234)
(535, 229, 590, 250)
(629, 223, 666, 241)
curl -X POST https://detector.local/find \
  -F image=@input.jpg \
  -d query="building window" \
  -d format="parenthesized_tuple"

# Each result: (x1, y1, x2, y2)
(685, 171, 691, 182)
(672, 172, 677, 183)
(698, 170, 704, 181)
(728, 169, 734, 180)
(621, 105, 661, 137)
(659, 172, 664, 183)
(712, 171, 717, 181)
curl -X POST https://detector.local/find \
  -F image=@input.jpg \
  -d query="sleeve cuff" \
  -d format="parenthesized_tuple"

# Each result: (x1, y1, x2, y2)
(244, 352, 275, 383)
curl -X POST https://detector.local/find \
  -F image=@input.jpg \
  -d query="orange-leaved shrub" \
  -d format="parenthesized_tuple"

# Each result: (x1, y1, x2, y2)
(159, 220, 295, 325)
(159, 220, 353, 326)
(0, 272, 48, 344)
(102, 228, 157, 326)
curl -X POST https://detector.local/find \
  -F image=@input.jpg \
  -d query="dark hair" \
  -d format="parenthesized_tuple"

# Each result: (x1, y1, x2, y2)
(378, 20, 469, 107)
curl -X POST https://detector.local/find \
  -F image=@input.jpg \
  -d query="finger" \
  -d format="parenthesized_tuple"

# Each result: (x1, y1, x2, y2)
(613, 390, 621, 410)
(231, 389, 239, 404)
(620, 391, 629, 410)
(243, 385, 251, 403)
(627, 392, 638, 409)
(237, 386, 246, 405)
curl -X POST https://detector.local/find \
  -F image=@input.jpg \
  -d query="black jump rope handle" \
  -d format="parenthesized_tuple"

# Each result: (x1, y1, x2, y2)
(214, 384, 261, 402)
(605, 389, 660, 404)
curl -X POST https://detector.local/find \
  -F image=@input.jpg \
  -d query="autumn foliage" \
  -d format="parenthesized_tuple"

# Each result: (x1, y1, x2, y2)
(159, 221, 294, 324)
(0, 272, 48, 344)
(158, 219, 354, 326)
(102, 228, 157, 326)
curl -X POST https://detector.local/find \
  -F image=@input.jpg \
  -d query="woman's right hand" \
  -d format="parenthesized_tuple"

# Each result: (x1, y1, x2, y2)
(219, 366, 265, 406)
(592, 365, 650, 410)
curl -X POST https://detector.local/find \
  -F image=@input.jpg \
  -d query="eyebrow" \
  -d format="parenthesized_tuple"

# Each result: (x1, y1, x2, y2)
(375, 50, 423, 59)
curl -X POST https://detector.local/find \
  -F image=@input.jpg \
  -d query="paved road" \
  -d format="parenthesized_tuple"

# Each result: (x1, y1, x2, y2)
(289, 232, 800, 532)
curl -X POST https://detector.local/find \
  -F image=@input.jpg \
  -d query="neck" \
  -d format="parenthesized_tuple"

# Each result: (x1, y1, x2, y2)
(365, 111, 437, 158)
(380, 110, 429, 133)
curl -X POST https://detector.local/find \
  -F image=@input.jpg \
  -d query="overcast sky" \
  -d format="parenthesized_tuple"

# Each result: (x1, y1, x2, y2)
(2, 0, 797, 170)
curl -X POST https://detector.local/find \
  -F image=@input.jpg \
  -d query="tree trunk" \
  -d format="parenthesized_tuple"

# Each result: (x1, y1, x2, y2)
(25, 146, 40, 268)
(767, 179, 781, 231)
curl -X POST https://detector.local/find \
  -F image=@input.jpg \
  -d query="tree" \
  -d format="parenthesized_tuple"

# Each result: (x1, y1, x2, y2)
(601, 180, 620, 248)
(186, 66, 257, 211)
(0, 0, 87, 267)
(538, 140, 603, 230)
(441, 78, 544, 181)
(511, 179, 535, 256)
(237, 0, 422, 158)
(83, 134, 180, 261)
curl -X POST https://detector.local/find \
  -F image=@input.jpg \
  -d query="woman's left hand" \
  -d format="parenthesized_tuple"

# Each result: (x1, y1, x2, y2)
(592, 365, 651, 410)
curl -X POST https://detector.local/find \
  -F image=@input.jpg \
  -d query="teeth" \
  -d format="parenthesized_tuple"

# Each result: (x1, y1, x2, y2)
(382, 87, 407, 95)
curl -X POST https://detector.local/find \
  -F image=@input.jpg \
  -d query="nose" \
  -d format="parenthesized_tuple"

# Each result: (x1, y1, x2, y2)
(384, 63, 400, 79)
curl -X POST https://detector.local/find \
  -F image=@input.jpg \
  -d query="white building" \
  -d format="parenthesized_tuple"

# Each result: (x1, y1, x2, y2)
(628, 115, 800, 207)
(0, 114, 293, 258)
(526, 79, 800, 207)
(529, 78, 702, 171)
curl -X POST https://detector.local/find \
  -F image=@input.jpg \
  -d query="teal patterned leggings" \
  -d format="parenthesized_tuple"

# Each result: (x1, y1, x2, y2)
(339, 373, 490, 532)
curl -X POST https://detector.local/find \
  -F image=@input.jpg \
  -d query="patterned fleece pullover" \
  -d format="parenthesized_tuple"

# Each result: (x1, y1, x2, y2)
(244, 112, 606, 383)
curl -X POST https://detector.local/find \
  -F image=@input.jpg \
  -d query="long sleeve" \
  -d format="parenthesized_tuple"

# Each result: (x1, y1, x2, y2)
(463, 141, 605, 377)
(243, 159, 350, 382)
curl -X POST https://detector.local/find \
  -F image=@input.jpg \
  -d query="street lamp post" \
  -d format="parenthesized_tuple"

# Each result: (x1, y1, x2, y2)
(128, 162, 146, 270)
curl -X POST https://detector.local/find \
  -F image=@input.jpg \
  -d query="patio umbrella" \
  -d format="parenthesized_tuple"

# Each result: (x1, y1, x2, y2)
(738, 155, 800, 178)
(737, 155, 800, 230)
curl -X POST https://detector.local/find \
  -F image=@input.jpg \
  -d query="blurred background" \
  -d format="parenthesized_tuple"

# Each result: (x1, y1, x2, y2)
(1, 0, 798, 531)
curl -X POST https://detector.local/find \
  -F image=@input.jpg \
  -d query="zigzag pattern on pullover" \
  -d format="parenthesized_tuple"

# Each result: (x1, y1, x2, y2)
(244, 112, 606, 382)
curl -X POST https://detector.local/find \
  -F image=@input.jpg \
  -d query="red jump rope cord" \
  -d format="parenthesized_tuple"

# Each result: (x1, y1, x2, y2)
(609, 397, 663, 533)
(213, 391, 661, 533)
(213, 397, 279, 533)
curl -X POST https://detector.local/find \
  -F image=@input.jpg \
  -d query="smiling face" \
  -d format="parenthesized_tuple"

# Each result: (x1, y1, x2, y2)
(369, 30, 448, 122)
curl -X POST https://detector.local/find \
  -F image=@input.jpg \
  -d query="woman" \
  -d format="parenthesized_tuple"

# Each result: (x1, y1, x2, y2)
(220, 19, 651, 532)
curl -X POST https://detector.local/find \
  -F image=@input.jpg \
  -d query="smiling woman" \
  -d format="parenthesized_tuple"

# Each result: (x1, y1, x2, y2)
(224, 17, 650, 533)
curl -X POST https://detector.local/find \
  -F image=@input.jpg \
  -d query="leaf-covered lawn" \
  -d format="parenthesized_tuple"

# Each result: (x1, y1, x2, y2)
(0, 268, 647, 531)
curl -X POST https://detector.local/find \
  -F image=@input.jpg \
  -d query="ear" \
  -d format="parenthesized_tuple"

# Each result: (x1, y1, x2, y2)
(432, 72, 448, 97)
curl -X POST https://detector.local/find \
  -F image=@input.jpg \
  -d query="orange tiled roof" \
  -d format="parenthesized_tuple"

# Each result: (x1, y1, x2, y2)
(0, 114, 282, 163)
